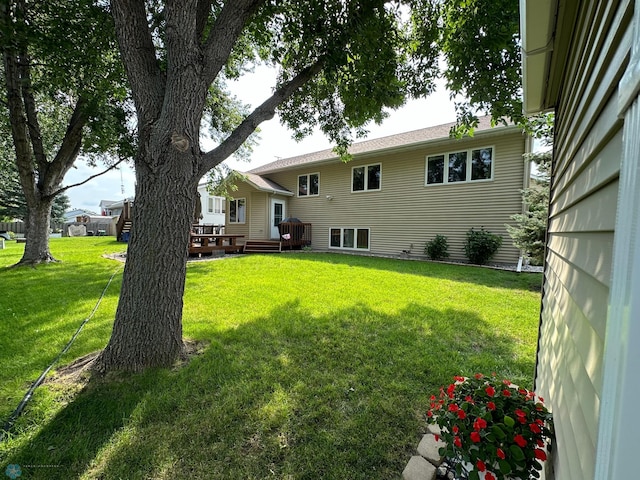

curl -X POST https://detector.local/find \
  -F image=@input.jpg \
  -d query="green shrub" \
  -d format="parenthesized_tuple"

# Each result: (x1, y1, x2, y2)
(464, 227, 502, 265)
(424, 235, 449, 260)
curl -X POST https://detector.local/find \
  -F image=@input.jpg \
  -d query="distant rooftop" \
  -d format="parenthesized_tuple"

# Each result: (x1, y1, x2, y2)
(248, 116, 517, 175)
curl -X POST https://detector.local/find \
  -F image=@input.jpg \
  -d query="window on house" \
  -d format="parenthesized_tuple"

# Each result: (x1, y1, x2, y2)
(329, 227, 370, 250)
(208, 197, 225, 214)
(448, 151, 467, 182)
(352, 164, 381, 192)
(426, 147, 493, 185)
(426, 155, 444, 184)
(471, 148, 493, 180)
(343, 229, 355, 248)
(216, 197, 225, 214)
(229, 198, 246, 223)
(298, 173, 319, 196)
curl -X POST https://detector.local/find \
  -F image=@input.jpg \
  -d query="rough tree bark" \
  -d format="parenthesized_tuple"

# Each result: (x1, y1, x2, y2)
(21, 196, 56, 263)
(97, 161, 197, 370)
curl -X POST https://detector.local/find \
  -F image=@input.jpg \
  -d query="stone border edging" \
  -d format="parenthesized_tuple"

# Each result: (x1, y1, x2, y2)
(402, 424, 444, 480)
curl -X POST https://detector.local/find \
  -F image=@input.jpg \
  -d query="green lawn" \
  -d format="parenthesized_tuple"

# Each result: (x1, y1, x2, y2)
(0, 237, 542, 479)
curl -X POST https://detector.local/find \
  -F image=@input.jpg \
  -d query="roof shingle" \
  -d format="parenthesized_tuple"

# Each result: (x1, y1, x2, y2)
(247, 116, 513, 175)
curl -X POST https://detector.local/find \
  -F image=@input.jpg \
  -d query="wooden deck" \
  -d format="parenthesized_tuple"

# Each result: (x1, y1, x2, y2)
(242, 222, 312, 254)
(189, 233, 244, 256)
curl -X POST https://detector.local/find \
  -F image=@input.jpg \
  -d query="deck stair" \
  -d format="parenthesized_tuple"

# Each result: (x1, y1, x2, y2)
(243, 240, 282, 253)
(116, 200, 133, 242)
(117, 220, 132, 241)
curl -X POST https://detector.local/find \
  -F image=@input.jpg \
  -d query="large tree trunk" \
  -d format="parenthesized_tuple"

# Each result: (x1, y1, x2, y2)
(94, 133, 201, 372)
(93, 57, 207, 370)
(17, 197, 56, 266)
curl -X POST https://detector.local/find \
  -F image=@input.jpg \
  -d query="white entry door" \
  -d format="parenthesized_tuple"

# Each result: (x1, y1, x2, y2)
(270, 199, 285, 239)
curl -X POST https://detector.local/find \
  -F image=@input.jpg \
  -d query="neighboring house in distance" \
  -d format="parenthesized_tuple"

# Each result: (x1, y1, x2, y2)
(521, 1, 640, 479)
(197, 182, 226, 226)
(225, 116, 529, 263)
(63, 209, 97, 223)
(100, 199, 132, 217)
(99, 199, 118, 216)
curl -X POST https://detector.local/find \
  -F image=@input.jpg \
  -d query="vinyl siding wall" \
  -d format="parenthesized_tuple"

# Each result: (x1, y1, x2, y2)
(253, 129, 525, 263)
(534, 1, 632, 479)
(224, 182, 254, 241)
(224, 182, 292, 241)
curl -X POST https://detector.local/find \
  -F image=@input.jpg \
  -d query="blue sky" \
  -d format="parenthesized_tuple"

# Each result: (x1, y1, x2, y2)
(63, 66, 457, 212)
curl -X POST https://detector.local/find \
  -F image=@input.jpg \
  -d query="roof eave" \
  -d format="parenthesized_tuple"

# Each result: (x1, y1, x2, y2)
(255, 124, 522, 175)
(244, 178, 294, 197)
(520, 0, 558, 114)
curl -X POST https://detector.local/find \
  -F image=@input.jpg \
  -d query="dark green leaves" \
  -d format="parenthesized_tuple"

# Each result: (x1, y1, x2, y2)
(438, 0, 523, 134)
(492, 424, 506, 440)
(510, 444, 526, 461)
(498, 459, 512, 475)
(504, 415, 515, 428)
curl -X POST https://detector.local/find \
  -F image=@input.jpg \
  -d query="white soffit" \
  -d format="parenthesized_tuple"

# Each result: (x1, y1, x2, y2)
(520, 0, 558, 114)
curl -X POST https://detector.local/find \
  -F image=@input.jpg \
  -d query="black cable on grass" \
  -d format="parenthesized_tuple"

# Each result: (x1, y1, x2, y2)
(0, 266, 122, 442)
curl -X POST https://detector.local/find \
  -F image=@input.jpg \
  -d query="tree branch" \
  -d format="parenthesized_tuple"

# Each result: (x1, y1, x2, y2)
(18, 52, 48, 173)
(51, 98, 87, 166)
(52, 157, 127, 198)
(1, 0, 37, 205)
(110, 0, 165, 123)
(201, 0, 265, 85)
(200, 60, 325, 175)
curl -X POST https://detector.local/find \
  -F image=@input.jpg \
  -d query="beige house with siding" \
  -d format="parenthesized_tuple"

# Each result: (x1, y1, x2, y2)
(225, 117, 529, 263)
(521, 0, 640, 479)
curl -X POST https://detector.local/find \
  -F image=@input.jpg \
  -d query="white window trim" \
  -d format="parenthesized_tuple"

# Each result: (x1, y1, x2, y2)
(228, 198, 246, 224)
(297, 172, 320, 197)
(328, 227, 370, 251)
(215, 197, 225, 214)
(425, 145, 495, 186)
(351, 163, 382, 192)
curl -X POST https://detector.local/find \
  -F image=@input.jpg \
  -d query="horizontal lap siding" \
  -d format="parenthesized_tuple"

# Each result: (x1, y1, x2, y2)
(249, 191, 270, 240)
(535, 1, 632, 479)
(266, 131, 525, 263)
(223, 182, 258, 240)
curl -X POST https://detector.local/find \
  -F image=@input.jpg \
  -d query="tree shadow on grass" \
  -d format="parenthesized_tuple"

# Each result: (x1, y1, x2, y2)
(4, 301, 536, 479)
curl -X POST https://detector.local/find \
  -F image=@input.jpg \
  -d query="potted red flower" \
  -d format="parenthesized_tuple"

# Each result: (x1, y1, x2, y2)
(427, 374, 553, 480)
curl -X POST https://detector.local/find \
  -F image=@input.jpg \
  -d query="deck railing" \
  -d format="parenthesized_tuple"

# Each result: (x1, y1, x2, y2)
(191, 224, 225, 235)
(278, 222, 312, 249)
